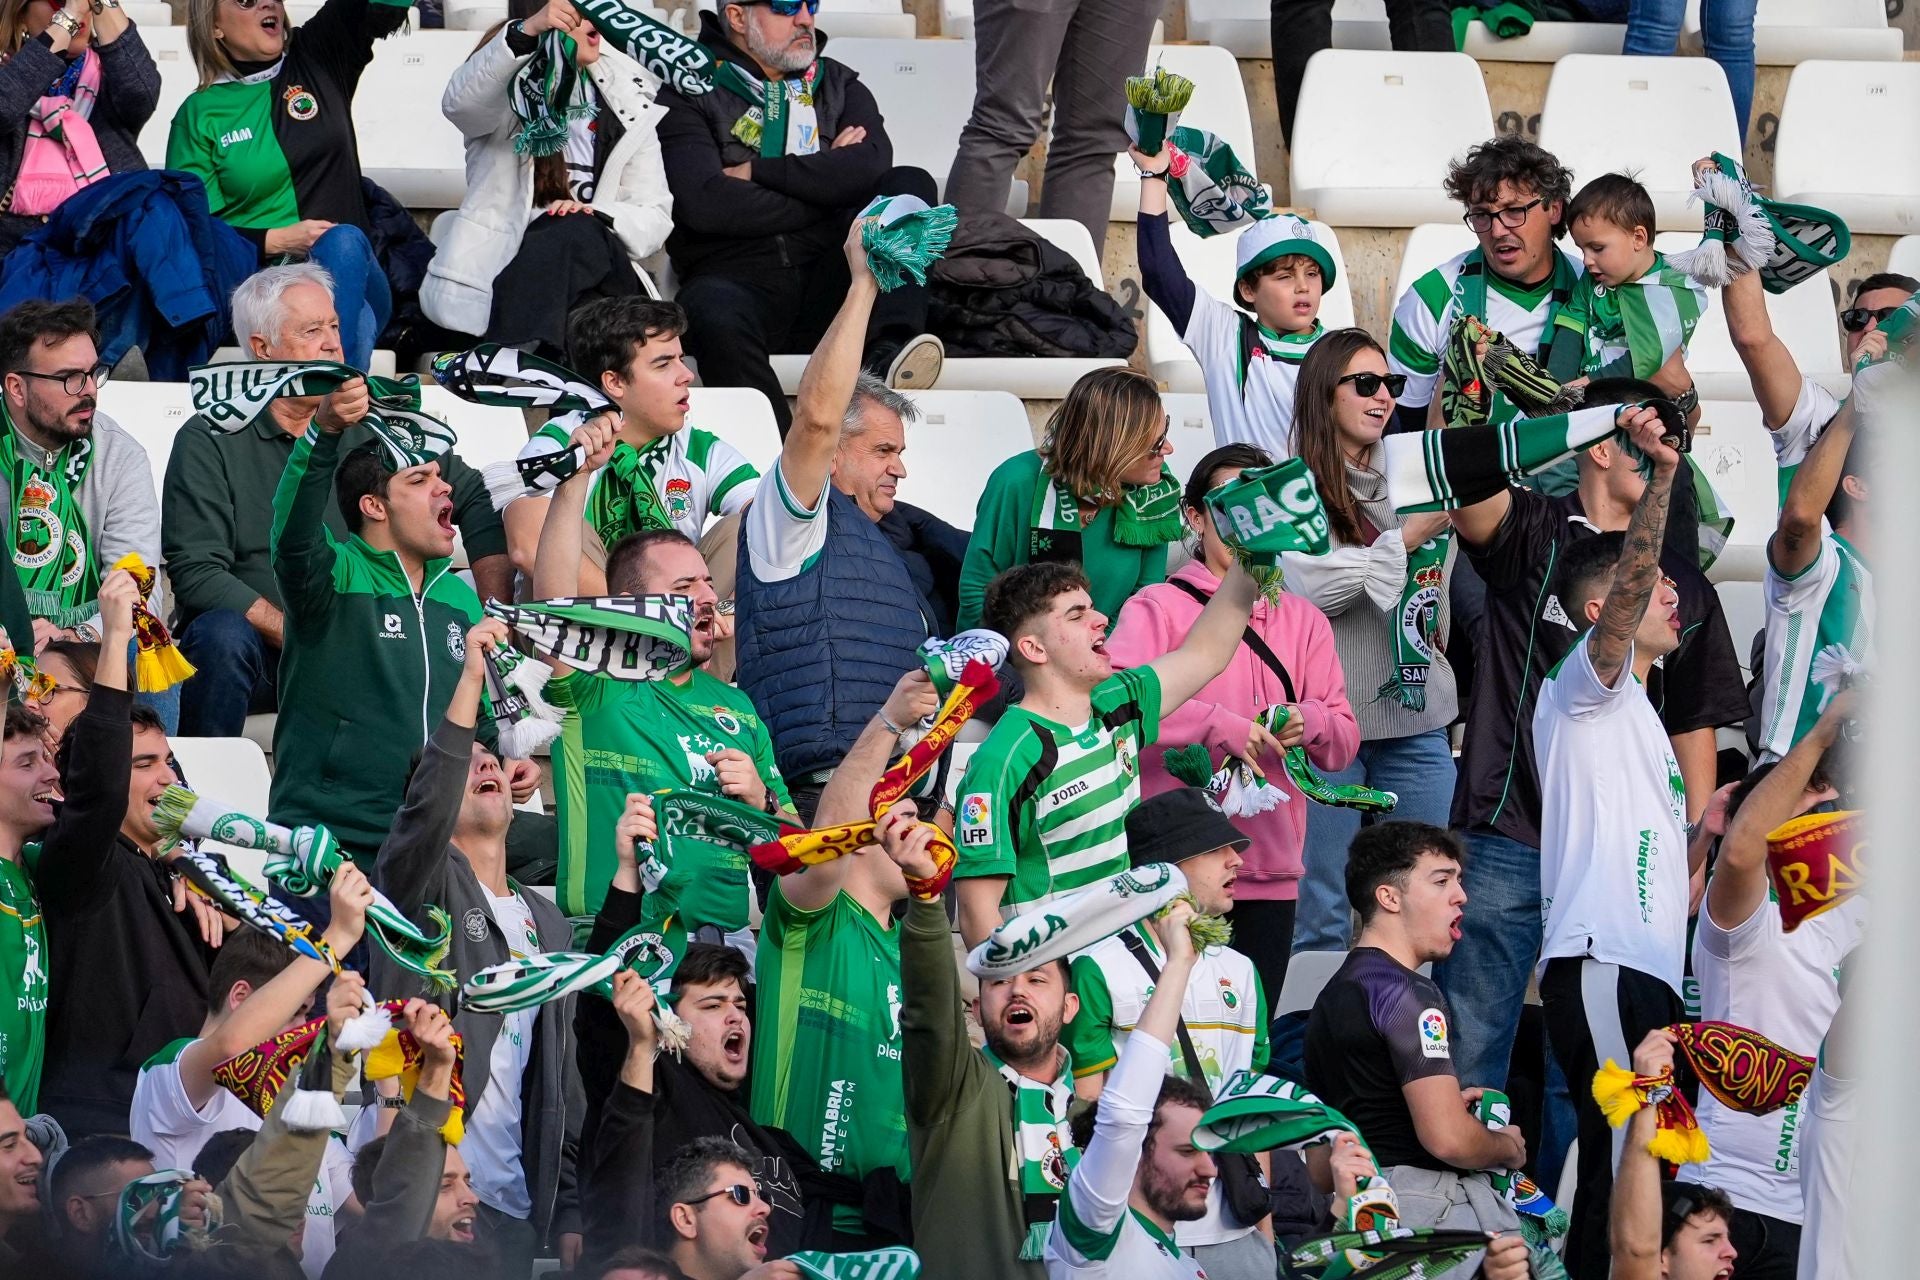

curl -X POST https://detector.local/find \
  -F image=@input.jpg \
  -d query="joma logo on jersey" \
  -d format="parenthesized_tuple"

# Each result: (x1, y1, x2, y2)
(1048, 779, 1088, 807)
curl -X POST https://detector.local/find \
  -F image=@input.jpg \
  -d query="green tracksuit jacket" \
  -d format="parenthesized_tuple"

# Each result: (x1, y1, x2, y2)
(268, 426, 485, 855)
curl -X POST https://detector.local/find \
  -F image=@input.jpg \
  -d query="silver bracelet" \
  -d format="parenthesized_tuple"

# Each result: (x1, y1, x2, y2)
(878, 711, 906, 737)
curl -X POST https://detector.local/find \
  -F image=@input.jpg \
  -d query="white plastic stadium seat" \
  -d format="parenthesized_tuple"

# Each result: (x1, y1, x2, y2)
(1289, 51, 1494, 228)
(354, 31, 474, 208)
(1772, 61, 1920, 237)
(688, 386, 784, 477)
(1276, 949, 1349, 1017)
(1535, 55, 1740, 231)
(1187, 0, 1383, 57)
(1889, 236, 1920, 281)
(1648, 230, 1847, 403)
(1108, 45, 1255, 223)
(168, 737, 274, 887)
(1391, 223, 1479, 303)
(97, 380, 195, 482)
(824, 38, 977, 203)
(893, 389, 1033, 529)
(123, 2, 173, 25)
(767, 217, 1125, 398)
(1684, 0, 1899, 64)
(1145, 219, 1354, 393)
(1162, 393, 1220, 489)
(136, 25, 198, 168)
(1688, 400, 1780, 584)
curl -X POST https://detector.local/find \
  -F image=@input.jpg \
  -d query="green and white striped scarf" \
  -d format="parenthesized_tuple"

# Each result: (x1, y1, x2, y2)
(788, 1249, 922, 1280)
(1029, 467, 1184, 561)
(150, 784, 456, 991)
(188, 360, 455, 471)
(486, 594, 693, 680)
(1554, 255, 1708, 381)
(712, 59, 819, 156)
(1192, 1070, 1360, 1154)
(462, 920, 694, 1050)
(859, 193, 959, 293)
(1122, 64, 1193, 154)
(983, 1045, 1079, 1259)
(110, 1170, 220, 1263)
(1668, 152, 1849, 295)
(565, 0, 715, 95)
(509, 29, 593, 157)
(967, 862, 1189, 979)
(1381, 404, 1628, 513)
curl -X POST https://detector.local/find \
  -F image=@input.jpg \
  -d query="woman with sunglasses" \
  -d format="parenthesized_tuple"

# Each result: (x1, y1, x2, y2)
(0, 0, 157, 257)
(1282, 328, 1459, 955)
(957, 366, 1181, 631)
(168, 0, 407, 369)
(421, 0, 671, 354)
(1104, 441, 1359, 1001)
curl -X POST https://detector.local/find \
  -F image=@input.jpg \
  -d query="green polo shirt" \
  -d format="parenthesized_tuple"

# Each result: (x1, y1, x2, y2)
(161, 408, 507, 625)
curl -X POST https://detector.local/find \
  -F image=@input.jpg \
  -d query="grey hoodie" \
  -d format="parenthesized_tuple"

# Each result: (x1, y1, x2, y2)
(371, 718, 583, 1246)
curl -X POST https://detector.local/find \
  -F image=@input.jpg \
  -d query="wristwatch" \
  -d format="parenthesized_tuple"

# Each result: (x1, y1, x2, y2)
(49, 10, 82, 37)
(377, 1095, 407, 1110)
(89, 0, 120, 14)
(1134, 166, 1167, 182)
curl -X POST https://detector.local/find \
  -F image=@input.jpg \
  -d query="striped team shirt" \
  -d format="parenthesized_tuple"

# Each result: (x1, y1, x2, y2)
(528, 420, 757, 545)
(1555, 253, 1709, 380)
(1387, 246, 1584, 419)
(1758, 533, 1873, 761)
(953, 667, 1162, 914)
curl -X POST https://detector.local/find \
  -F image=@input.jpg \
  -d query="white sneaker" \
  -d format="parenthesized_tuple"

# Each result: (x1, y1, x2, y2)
(886, 333, 944, 390)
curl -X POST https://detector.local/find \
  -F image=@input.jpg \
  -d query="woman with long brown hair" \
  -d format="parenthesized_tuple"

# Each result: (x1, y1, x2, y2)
(957, 365, 1181, 630)
(1284, 327, 1460, 954)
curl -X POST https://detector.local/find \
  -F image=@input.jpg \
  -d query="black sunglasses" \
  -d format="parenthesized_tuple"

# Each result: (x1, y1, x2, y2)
(682, 1184, 757, 1209)
(1463, 198, 1543, 233)
(1337, 371, 1406, 398)
(1840, 305, 1900, 333)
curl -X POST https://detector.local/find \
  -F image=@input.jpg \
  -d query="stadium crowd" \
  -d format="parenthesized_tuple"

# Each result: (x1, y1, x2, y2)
(0, 0, 1900, 1277)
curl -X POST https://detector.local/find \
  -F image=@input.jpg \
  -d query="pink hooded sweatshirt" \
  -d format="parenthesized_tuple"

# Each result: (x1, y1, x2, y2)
(1105, 559, 1360, 900)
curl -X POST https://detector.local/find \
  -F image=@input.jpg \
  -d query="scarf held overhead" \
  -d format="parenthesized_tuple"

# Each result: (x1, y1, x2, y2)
(111, 1170, 220, 1264)
(859, 193, 958, 293)
(1151, 125, 1271, 238)
(434, 345, 610, 501)
(188, 360, 456, 470)
(1669, 1020, 1814, 1116)
(114, 552, 195, 692)
(1192, 1071, 1360, 1154)
(487, 594, 694, 680)
(1765, 810, 1862, 933)
(966, 862, 1189, 979)
(462, 922, 694, 1052)
(566, 0, 714, 94)
(1667, 152, 1848, 295)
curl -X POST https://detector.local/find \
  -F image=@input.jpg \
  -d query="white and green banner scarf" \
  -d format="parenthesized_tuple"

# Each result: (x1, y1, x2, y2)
(463, 920, 694, 1050)
(170, 845, 339, 972)
(788, 1249, 922, 1280)
(433, 344, 610, 501)
(1162, 744, 1287, 818)
(567, 0, 714, 94)
(1263, 705, 1398, 813)
(859, 193, 958, 293)
(1192, 1070, 1359, 1154)
(1154, 124, 1271, 238)
(966, 862, 1189, 979)
(188, 360, 455, 471)
(1554, 256, 1708, 381)
(486, 594, 693, 680)
(1668, 152, 1849, 295)
(0, 406, 95, 625)
(1288, 1225, 1490, 1280)
(111, 1170, 220, 1264)
(510, 29, 594, 157)
(1380, 532, 1448, 712)
(1381, 404, 1629, 513)
(983, 1045, 1080, 1260)
(1205, 457, 1332, 563)
(712, 58, 820, 156)
(1029, 467, 1184, 564)
(1474, 1088, 1571, 1260)
(151, 784, 456, 991)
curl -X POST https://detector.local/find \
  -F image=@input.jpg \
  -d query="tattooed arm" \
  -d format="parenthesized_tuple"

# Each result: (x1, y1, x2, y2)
(1587, 406, 1680, 688)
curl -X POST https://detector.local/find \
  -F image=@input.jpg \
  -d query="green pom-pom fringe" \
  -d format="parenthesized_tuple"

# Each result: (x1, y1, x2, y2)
(1373, 675, 1428, 714)
(862, 202, 960, 293)
(151, 783, 199, 856)
(1160, 893, 1234, 950)
(1125, 66, 1195, 114)
(513, 116, 570, 158)
(1162, 744, 1216, 789)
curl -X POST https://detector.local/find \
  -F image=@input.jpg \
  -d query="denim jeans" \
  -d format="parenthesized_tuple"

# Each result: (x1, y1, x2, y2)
(306, 224, 393, 371)
(177, 609, 278, 738)
(1584, 0, 1759, 140)
(1431, 827, 1540, 1091)
(1292, 728, 1456, 953)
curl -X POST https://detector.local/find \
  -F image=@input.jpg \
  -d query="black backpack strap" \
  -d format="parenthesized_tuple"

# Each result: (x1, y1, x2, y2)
(1168, 577, 1297, 703)
(1119, 928, 1208, 1084)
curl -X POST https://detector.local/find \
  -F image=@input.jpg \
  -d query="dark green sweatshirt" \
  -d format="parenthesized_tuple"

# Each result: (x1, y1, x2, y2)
(267, 427, 486, 856)
(901, 896, 1053, 1280)
(163, 409, 507, 626)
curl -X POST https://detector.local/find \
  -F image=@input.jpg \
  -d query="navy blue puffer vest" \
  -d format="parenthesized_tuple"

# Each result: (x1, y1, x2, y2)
(736, 488, 932, 781)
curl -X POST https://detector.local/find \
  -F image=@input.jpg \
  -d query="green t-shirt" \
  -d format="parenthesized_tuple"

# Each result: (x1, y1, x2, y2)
(953, 666, 1163, 914)
(751, 884, 908, 1231)
(0, 858, 48, 1114)
(547, 669, 791, 920)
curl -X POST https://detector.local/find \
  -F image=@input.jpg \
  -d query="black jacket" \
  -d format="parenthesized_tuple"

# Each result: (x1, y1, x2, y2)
(39, 686, 214, 1138)
(927, 211, 1137, 359)
(657, 12, 890, 280)
(878, 501, 968, 638)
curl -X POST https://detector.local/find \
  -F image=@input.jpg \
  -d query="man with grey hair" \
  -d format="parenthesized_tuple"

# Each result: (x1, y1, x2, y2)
(656, 0, 944, 435)
(161, 261, 513, 736)
(735, 222, 967, 821)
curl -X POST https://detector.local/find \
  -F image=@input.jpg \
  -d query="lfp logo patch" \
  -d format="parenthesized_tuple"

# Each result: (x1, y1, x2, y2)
(959, 793, 992, 846)
(1418, 1007, 1450, 1058)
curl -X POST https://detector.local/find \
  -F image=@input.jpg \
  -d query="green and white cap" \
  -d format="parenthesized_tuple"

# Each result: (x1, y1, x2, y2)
(1235, 214, 1336, 289)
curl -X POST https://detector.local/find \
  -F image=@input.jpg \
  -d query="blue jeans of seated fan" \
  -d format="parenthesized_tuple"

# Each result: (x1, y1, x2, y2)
(306, 224, 392, 372)
(1580, 0, 1758, 141)
(1291, 727, 1456, 953)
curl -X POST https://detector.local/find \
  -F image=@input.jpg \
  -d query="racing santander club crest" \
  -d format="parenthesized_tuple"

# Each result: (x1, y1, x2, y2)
(284, 85, 319, 121)
(664, 476, 693, 522)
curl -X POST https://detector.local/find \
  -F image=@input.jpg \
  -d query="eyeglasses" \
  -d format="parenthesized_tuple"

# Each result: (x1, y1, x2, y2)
(1336, 371, 1406, 398)
(25, 677, 81, 707)
(1143, 426, 1170, 460)
(1840, 305, 1900, 333)
(1463, 198, 1544, 233)
(682, 1184, 758, 1209)
(14, 363, 109, 396)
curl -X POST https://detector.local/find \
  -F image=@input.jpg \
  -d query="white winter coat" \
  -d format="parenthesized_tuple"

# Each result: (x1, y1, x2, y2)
(421, 29, 673, 337)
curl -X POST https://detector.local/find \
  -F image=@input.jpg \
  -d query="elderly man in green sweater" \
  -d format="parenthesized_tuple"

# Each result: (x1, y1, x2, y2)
(883, 800, 1081, 1280)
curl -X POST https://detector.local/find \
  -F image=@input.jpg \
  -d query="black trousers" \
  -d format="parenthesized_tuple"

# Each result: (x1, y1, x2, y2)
(1227, 897, 1297, 1006)
(1270, 0, 1454, 145)
(1540, 957, 1684, 1280)
(1720, 1203, 1803, 1280)
(678, 165, 938, 435)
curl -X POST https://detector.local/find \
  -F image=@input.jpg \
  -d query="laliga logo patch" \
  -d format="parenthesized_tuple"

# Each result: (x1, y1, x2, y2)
(958, 792, 992, 846)
(1418, 1007, 1450, 1058)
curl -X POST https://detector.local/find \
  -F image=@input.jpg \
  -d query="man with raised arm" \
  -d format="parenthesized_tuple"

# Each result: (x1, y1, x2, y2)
(1609, 1029, 1741, 1280)
(1531, 405, 1693, 1279)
